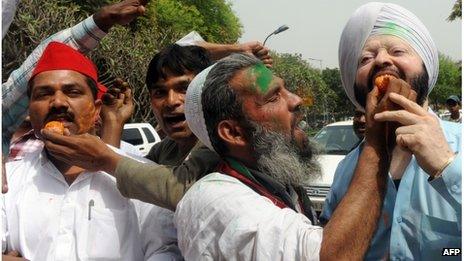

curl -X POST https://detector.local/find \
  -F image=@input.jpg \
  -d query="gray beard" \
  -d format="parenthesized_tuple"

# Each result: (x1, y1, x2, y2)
(249, 124, 321, 187)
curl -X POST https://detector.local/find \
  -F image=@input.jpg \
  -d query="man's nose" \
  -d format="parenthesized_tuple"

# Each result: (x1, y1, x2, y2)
(374, 49, 393, 67)
(166, 90, 183, 108)
(50, 91, 69, 109)
(287, 90, 303, 111)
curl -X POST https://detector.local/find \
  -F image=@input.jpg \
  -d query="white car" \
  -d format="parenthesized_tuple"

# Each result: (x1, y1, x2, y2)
(305, 120, 361, 212)
(122, 123, 161, 156)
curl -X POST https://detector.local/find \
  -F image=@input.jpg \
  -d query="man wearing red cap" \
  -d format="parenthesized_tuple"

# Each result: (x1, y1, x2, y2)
(2, 38, 181, 261)
(1, 0, 147, 194)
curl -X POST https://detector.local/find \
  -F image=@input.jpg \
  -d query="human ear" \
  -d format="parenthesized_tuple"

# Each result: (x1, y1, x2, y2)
(217, 120, 247, 149)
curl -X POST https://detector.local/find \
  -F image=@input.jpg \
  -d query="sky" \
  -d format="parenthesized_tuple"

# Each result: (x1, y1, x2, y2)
(230, 0, 462, 69)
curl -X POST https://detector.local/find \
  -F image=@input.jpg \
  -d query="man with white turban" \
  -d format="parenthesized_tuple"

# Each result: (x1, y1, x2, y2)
(321, 2, 461, 260)
(174, 53, 395, 260)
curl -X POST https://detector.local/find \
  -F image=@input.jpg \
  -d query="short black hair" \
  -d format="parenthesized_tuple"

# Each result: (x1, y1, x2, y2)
(145, 44, 211, 91)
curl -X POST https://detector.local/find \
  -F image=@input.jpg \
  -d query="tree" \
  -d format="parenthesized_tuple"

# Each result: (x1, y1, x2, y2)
(429, 53, 462, 109)
(2, 0, 243, 124)
(321, 68, 354, 119)
(448, 0, 462, 21)
(271, 52, 338, 134)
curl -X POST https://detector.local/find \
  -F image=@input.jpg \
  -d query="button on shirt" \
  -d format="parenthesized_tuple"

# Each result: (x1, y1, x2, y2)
(321, 118, 461, 260)
(2, 148, 182, 261)
(175, 173, 323, 260)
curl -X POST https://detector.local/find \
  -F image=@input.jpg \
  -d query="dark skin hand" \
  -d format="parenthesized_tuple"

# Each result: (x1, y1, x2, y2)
(319, 84, 417, 260)
(42, 129, 122, 175)
(377, 78, 417, 157)
(100, 78, 134, 147)
(93, 0, 149, 32)
(3, 250, 28, 260)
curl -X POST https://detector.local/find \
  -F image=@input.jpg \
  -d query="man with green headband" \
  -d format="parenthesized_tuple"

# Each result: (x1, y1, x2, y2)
(321, 3, 461, 260)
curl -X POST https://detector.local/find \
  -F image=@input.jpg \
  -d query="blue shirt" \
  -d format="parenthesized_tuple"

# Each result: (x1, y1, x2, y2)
(321, 118, 461, 260)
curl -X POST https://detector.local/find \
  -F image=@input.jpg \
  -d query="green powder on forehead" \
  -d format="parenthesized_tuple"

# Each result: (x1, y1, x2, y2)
(379, 22, 410, 37)
(248, 64, 273, 94)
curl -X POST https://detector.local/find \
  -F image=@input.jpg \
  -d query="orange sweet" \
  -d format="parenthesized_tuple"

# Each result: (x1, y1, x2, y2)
(44, 121, 64, 135)
(374, 75, 393, 94)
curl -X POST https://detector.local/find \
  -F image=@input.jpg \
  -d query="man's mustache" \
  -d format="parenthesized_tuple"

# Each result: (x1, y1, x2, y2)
(45, 110, 74, 122)
(368, 66, 405, 90)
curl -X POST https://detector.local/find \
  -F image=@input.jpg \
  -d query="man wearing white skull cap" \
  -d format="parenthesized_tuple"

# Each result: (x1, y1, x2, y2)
(175, 53, 394, 260)
(321, 2, 461, 260)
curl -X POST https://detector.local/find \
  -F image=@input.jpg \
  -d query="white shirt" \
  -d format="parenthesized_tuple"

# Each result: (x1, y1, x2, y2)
(2, 147, 182, 261)
(174, 173, 323, 261)
(175, 31, 205, 46)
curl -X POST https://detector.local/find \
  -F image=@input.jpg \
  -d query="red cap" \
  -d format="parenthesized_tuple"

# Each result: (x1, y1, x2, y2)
(97, 84, 107, 100)
(30, 41, 106, 99)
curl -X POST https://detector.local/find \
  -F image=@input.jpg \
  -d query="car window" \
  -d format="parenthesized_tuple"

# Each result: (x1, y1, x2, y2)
(314, 125, 360, 155)
(142, 127, 156, 143)
(122, 128, 143, 146)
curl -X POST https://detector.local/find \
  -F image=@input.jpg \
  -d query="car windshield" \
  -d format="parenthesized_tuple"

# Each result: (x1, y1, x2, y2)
(314, 125, 361, 155)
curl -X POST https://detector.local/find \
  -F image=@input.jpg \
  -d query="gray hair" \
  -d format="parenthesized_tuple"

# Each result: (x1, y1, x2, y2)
(201, 53, 262, 155)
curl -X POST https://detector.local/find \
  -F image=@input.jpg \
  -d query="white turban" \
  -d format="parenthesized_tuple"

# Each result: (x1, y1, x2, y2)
(185, 64, 217, 151)
(339, 2, 439, 110)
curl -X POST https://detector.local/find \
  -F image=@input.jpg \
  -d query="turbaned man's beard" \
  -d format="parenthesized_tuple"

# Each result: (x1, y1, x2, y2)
(248, 123, 321, 187)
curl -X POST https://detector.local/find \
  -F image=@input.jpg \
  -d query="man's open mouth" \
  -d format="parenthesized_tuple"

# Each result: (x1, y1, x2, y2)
(164, 114, 186, 128)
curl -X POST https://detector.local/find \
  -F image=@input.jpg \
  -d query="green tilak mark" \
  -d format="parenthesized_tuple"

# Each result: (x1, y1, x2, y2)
(250, 64, 273, 94)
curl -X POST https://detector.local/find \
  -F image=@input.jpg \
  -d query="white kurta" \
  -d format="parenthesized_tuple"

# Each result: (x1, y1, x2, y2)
(174, 172, 323, 261)
(2, 148, 182, 261)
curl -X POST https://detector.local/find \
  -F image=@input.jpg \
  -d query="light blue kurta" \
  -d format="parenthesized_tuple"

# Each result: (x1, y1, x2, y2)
(321, 119, 461, 260)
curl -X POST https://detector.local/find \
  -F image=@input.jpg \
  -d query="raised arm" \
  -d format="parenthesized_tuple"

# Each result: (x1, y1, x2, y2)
(319, 85, 402, 260)
(1, 0, 148, 155)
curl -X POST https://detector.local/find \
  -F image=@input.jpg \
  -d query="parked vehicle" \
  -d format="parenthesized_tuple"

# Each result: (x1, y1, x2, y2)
(305, 120, 361, 212)
(439, 109, 462, 121)
(122, 123, 161, 156)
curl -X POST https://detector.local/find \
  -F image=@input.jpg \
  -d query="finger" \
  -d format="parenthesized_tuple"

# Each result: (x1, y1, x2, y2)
(366, 86, 381, 116)
(44, 142, 78, 166)
(408, 89, 417, 103)
(114, 78, 128, 91)
(385, 78, 402, 95)
(254, 47, 269, 57)
(395, 125, 422, 135)
(124, 88, 133, 104)
(396, 133, 416, 150)
(388, 92, 427, 116)
(41, 129, 80, 147)
(101, 93, 117, 105)
(108, 88, 122, 96)
(257, 54, 272, 61)
(374, 109, 420, 125)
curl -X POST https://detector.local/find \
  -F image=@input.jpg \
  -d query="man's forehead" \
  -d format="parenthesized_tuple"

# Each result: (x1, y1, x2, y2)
(31, 70, 89, 87)
(153, 71, 195, 88)
(231, 64, 278, 95)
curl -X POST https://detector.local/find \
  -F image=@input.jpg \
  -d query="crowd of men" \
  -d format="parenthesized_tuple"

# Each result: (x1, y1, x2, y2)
(1, 1, 461, 260)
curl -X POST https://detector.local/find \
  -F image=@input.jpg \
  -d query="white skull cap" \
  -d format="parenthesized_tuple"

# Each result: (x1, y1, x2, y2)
(339, 2, 438, 111)
(185, 64, 217, 151)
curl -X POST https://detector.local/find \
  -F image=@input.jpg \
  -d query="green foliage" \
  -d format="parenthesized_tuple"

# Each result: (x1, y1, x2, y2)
(3, 0, 242, 124)
(429, 53, 462, 108)
(448, 0, 462, 21)
(180, 0, 242, 43)
(321, 68, 354, 118)
(271, 52, 339, 132)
